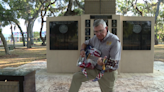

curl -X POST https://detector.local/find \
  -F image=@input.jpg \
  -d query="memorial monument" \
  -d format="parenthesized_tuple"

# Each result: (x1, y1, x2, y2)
(46, 0, 154, 73)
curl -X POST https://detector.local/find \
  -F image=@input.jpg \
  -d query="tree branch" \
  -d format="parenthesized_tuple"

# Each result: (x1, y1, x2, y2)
(131, 1, 143, 16)
(75, 0, 84, 10)
(50, 6, 67, 12)
(31, 0, 49, 20)
(64, 0, 73, 16)
(43, 0, 57, 16)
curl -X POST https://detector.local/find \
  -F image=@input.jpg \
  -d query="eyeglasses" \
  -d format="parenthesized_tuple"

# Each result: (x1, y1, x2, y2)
(94, 29, 105, 34)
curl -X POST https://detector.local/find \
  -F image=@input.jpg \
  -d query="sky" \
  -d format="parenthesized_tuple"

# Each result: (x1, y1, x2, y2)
(2, 18, 46, 35)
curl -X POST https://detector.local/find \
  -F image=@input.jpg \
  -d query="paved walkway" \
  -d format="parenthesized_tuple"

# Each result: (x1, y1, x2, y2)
(3, 61, 164, 92)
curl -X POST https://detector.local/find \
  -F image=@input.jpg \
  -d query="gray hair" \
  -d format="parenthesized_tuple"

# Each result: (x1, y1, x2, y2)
(93, 19, 107, 28)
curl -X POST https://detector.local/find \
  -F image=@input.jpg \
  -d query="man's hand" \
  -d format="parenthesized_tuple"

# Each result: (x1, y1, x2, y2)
(80, 50, 85, 57)
(97, 56, 107, 66)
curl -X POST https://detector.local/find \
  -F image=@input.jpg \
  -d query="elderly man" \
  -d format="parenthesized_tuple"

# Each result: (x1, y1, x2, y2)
(69, 19, 121, 92)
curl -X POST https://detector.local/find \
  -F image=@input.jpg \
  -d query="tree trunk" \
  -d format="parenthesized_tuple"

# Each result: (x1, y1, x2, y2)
(15, 22, 25, 46)
(64, 0, 73, 16)
(159, 34, 161, 42)
(30, 26, 33, 45)
(30, 20, 35, 45)
(155, 0, 161, 23)
(42, 36, 46, 45)
(155, 35, 158, 45)
(27, 21, 32, 48)
(27, 19, 35, 48)
(40, 16, 46, 46)
(10, 25, 15, 48)
(38, 0, 56, 46)
(155, 24, 158, 45)
(154, 0, 161, 45)
(0, 32, 10, 55)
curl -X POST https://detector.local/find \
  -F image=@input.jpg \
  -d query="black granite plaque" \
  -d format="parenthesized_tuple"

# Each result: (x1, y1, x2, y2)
(85, 37, 90, 40)
(123, 21, 151, 50)
(49, 21, 78, 50)
(90, 15, 112, 19)
(112, 20, 117, 27)
(112, 28, 117, 35)
(85, 28, 90, 35)
(85, 20, 90, 27)
(104, 19, 108, 26)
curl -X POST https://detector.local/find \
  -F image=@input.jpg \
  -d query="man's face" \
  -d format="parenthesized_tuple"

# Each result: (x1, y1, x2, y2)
(94, 24, 108, 41)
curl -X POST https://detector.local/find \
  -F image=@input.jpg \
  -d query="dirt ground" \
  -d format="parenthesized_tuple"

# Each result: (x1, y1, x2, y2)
(0, 45, 46, 69)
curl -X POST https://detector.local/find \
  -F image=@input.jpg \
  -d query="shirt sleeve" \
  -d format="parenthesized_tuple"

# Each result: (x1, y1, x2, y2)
(109, 40, 121, 61)
(84, 36, 95, 46)
(85, 40, 90, 45)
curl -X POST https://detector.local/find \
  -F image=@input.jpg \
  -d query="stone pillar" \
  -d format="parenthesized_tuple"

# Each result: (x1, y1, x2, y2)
(85, 0, 116, 14)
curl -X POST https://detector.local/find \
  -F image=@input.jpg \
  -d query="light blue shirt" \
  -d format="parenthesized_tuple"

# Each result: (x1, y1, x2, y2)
(85, 31, 121, 70)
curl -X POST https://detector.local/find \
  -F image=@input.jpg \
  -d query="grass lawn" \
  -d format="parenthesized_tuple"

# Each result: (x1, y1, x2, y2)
(0, 45, 46, 69)
(0, 43, 163, 69)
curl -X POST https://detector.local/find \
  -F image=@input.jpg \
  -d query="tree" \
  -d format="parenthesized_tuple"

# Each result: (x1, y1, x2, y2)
(116, 0, 131, 15)
(63, 0, 84, 16)
(22, 0, 46, 48)
(14, 21, 26, 46)
(116, 0, 157, 16)
(0, 29, 10, 54)
(4, 0, 50, 48)
(156, 11, 164, 42)
(39, 0, 58, 46)
(154, 0, 162, 45)
(3, 0, 27, 46)
(9, 22, 15, 48)
(0, 3, 17, 54)
(38, 0, 84, 46)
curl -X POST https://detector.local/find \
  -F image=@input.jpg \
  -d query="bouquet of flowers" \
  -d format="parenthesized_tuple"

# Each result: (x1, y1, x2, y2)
(77, 45, 101, 69)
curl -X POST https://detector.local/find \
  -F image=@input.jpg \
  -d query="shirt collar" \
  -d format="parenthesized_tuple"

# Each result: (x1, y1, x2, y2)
(101, 31, 110, 42)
